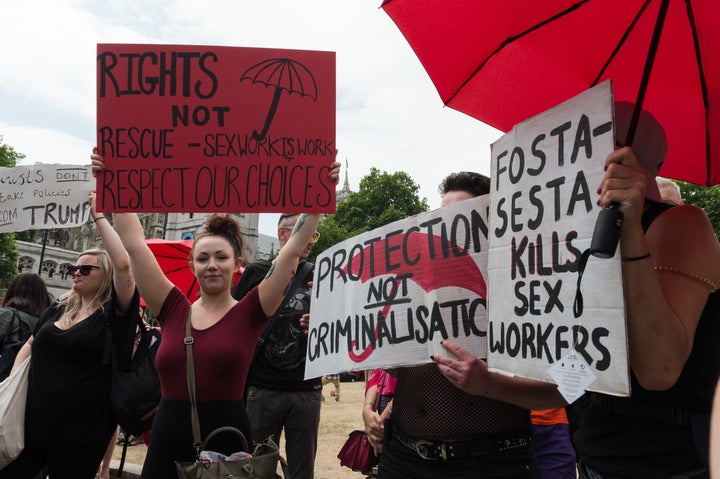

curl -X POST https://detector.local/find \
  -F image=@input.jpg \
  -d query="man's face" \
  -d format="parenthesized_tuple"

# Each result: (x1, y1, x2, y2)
(278, 215, 317, 259)
(441, 190, 475, 207)
(277, 216, 298, 248)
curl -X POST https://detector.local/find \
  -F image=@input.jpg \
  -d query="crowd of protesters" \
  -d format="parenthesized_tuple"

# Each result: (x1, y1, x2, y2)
(1, 115, 719, 479)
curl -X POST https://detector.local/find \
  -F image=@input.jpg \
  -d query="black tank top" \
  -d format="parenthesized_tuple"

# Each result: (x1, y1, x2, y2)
(573, 200, 720, 476)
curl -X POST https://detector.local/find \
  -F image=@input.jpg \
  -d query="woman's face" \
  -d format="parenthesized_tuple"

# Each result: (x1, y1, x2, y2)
(71, 255, 104, 296)
(190, 236, 241, 295)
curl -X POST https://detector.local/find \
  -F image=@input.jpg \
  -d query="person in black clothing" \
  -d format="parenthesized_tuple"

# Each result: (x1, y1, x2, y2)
(0, 192, 138, 479)
(381, 172, 564, 479)
(0, 272, 52, 338)
(233, 213, 322, 479)
(571, 105, 720, 477)
(0, 272, 53, 381)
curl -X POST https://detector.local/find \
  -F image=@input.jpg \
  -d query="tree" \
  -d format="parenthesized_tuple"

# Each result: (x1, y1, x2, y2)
(677, 180, 720, 237)
(0, 137, 25, 288)
(308, 168, 429, 263)
(334, 168, 429, 234)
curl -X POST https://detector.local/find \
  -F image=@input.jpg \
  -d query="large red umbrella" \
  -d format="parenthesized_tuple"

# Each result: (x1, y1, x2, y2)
(381, 0, 720, 186)
(146, 239, 243, 303)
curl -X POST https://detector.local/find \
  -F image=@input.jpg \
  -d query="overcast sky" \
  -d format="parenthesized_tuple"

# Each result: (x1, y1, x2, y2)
(0, 0, 502, 235)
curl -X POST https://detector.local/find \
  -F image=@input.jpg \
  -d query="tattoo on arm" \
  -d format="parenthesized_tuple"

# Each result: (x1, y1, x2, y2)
(282, 271, 295, 296)
(265, 262, 276, 280)
(265, 263, 295, 296)
(293, 214, 309, 235)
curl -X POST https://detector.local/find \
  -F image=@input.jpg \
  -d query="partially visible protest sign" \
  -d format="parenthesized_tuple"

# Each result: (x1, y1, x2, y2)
(96, 43, 336, 213)
(487, 81, 629, 396)
(305, 195, 490, 379)
(0, 164, 93, 232)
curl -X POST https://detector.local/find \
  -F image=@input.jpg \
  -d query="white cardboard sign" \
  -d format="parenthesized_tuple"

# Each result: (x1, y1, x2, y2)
(487, 81, 630, 396)
(305, 195, 490, 379)
(0, 164, 94, 232)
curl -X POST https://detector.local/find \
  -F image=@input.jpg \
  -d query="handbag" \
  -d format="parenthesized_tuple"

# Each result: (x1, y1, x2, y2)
(338, 429, 378, 474)
(110, 315, 162, 436)
(174, 310, 289, 479)
(0, 356, 31, 468)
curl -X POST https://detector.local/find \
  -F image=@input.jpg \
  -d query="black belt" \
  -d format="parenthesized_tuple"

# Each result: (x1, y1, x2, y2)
(391, 427, 531, 461)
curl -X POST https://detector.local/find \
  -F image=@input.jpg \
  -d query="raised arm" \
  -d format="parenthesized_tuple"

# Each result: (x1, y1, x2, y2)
(111, 213, 174, 317)
(256, 161, 340, 316)
(257, 213, 321, 316)
(91, 151, 174, 316)
(89, 191, 135, 315)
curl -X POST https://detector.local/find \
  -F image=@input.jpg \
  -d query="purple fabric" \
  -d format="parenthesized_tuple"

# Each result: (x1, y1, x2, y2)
(532, 423, 577, 479)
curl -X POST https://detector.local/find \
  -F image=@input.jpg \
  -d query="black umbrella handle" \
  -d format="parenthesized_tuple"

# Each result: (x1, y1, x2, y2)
(593, 1, 667, 260)
(253, 87, 283, 142)
(590, 203, 624, 259)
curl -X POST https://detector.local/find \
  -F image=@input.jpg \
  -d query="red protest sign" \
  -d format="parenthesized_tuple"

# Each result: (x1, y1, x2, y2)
(96, 44, 336, 213)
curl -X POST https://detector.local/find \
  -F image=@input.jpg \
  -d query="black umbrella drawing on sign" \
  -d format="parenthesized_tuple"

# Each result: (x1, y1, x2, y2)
(240, 58, 318, 141)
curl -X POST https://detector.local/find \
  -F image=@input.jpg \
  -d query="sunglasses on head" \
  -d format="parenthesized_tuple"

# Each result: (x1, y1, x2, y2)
(68, 265, 101, 276)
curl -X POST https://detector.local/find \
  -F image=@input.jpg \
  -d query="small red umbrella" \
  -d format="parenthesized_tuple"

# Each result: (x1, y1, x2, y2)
(146, 239, 243, 303)
(381, 0, 720, 186)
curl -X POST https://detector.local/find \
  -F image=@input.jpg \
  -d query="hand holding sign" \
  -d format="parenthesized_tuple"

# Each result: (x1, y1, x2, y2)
(96, 44, 337, 214)
(431, 339, 490, 396)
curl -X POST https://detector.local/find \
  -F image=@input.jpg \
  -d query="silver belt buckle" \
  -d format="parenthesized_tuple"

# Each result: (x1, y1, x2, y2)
(415, 439, 445, 460)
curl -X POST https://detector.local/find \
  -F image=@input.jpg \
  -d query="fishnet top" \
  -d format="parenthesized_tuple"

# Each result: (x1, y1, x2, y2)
(393, 364, 530, 441)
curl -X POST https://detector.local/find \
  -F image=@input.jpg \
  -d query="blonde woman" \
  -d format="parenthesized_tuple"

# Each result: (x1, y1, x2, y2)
(0, 193, 138, 479)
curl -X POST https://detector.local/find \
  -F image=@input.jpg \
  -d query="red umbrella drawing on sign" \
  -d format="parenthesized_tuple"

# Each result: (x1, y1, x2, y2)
(240, 58, 318, 142)
(343, 232, 487, 362)
(146, 239, 243, 303)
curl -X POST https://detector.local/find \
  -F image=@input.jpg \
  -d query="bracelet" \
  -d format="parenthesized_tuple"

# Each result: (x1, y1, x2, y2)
(622, 252, 650, 262)
(91, 216, 106, 223)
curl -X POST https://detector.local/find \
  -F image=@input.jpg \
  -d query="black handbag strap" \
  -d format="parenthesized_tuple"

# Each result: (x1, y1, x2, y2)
(109, 308, 147, 379)
(252, 261, 313, 364)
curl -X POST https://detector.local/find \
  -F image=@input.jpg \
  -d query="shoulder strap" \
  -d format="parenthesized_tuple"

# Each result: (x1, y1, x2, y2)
(0, 308, 19, 343)
(109, 313, 147, 380)
(641, 200, 674, 232)
(9, 309, 20, 340)
(252, 261, 313, 363)
(11, 310, 37, 339)
(183, 309, 203, 459)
